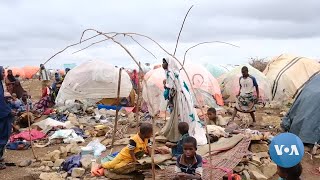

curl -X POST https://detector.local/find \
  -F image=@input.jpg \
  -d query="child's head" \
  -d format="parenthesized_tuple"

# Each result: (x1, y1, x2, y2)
(178, 122, 189, 135)
(183, 136, 197, 158)
(277, 163, 302, 180)
(12, 93, 17, 100)
(207, 107, 217, 120)
(139, 123, 153, 139)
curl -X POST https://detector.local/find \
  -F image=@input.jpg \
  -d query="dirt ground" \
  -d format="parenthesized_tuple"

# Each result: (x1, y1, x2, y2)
(0, 80, 319, 180)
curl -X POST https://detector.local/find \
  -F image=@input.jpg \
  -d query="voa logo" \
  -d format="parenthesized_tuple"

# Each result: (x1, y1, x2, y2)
(274, 145, 299, 156)
(269, 133, 304, 168)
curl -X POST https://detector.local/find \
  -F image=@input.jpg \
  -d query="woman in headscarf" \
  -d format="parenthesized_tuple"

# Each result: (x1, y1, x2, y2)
(131, 69, 139, 92)
(0, 66, 13, 170)
(34, 83, 53, 114)
(5, 69, 15, 94)
(161, 58, 207, 145)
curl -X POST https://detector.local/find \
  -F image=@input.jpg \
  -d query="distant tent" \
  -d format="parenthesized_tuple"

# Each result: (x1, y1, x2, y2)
(22, 66, 38, 79)
(63, 63, 77, 70)
(264, 54, 320, 101)
(56, 60, 132, 105)
(220, 64, 271, 103)
(142, 63, 223, 116)
(203, 63, 236, 78)
(281, 74, 320, 144)
(5, 67, 26, 79)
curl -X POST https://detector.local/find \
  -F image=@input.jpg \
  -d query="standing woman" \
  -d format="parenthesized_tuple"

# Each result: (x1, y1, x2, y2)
(161, 58, 207, 145)
(0, 66, 13, 170)
(5, 69, 15, 94)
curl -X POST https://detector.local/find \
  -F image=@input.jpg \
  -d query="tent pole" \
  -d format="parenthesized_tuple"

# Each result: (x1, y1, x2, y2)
(110, 67, 123, 154)
(151, 117, 156, 180)
(135, 62, 141, 130)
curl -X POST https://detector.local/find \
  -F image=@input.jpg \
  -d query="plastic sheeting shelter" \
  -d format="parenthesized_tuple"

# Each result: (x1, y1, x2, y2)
(204, 63, 237, 78)
(56, 60, 132, 105)
(142, 63, 223, 116)
(281, 74, 320, 144)
(5, 67, 26, 79)
(22, 66, 39, 79)
(264, 54, 320, 101)
(220, 64, 271, 102)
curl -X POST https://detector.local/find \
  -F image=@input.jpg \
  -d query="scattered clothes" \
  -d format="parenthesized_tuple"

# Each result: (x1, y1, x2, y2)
(6, 141, 31, 150)
(32, 118, 66, 133)
(85, 139, 107, 157)
(49, 129, 84, 143)
(72, 128, 87, 138)
(43, 108, 54, 115)
(9, 129, 46, 142)
(62, 155, 81, 174)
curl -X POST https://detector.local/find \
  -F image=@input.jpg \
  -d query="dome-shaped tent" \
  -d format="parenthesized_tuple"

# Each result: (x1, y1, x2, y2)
(203, 63, 236, 78)
(264, 54, 320, 101)
(220, 64, 271, 103)
(22, 66, 39, 79)
(56, 60, 132, 105)
(142, 63, 223, 116)
(5, 67, 26, 79)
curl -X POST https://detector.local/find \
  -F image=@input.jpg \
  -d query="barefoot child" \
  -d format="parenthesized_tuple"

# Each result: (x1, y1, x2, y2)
(174, 136, 202, 180)
(166, 122, 189, 158)
(206, 107, 227, 127)
(277, 163, 302, 180)
(101, 123, 153, 171)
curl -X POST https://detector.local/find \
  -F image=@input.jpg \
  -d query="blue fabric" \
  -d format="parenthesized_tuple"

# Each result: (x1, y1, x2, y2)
(6, 141, 30, 150)
(164, 88, 170, 100)
(250, 76, 259, 88)
(62, 155, 81, 174)
(172, 133, 189, 157)
(0, 115, 13, 145)
(0, 66, 11, 118)
(281, 74, 320, 144)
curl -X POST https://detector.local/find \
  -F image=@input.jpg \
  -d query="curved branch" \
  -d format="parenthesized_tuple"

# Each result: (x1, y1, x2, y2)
(128, 35, 157, 60)
(173, 5, 194, 56)
(183, 41, 240, 66)
(72, 34, 118, 54)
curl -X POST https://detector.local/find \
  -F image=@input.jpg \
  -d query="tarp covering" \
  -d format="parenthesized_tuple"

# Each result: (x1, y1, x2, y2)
(203, 63, 236, 78)
(264, 54, 320, 101)
(219, 64, 272, 102)
(22, 66, 39, 79)
(281, 74, 320, 144)
(142, 63, 223, 116)
(56, 60, 132, 105)
(5, 67, 26, 79)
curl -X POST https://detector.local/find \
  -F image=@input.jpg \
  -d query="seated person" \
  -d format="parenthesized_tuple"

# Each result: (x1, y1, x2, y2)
(16, 92, 34, 128)
(206, 107, 227, 127)
(174, 136, 202, 180)
(166, 122, 189, 158)
(277, 163, 302, 180)
(11, 93, 22, 111)
(101, 123, 153, 172)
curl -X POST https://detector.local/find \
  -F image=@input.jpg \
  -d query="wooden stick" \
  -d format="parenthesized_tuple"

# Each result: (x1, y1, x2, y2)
(173, 5, 194, 56)
(151, 117, 156, 180)
(26, 99, 38, 160)
(110, 68, 123, 153)
(135, 62, 141, 130)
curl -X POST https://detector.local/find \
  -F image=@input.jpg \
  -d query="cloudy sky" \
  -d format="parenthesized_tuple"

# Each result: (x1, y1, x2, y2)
(0, 0, 319, 69)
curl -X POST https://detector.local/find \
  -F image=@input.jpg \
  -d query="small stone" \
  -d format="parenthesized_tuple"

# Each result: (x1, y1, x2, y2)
(260, 162, 277, 179)
(251, 156, 262, 165)
(30, 161, 42, 168)
(254, 152, 269, 159)
(39, 166, 46, 171)
(60, 146, 68, 158)
(19, 159, 32, 167)
(52, 167, 60, 170)
(244, 165, 249, 170)
(71, 168, 85, 178)
(250, 170, 267, 180)
(233, 163, 244, 173)
(261, 158, 271, 165)
(61, 172, 68, 178)
(54, 159, 65, 167)
(80, 155, 93, 170)
(41, 161, 54, 167)
(43, 150, 61, 161)
(242, 170, 250, 180)
(250, 144, 269, 153)
(248, 163, 262, 173)
(67, 142, 81, 154)
(43, 166, 52, 172)
(39, 172, 64, 180)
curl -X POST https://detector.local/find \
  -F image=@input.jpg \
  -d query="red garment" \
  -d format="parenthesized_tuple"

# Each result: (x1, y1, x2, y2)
(10, 129, 46, 142)
(42, 87, 50, 98)
(131, 70, 139, 86)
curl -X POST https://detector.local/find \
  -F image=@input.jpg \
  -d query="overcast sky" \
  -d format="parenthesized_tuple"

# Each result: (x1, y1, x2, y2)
(1, 0, 319, 69)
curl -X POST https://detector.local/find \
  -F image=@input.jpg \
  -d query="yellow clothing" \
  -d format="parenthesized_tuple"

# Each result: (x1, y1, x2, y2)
(102, 134, 150, 169)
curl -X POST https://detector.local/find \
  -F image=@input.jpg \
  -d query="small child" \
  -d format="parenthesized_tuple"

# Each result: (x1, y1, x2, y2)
(166, 122, 189, 158)
(277, 163, 302, 180)
(174, 136, 202, 180)
(101, 123, 153, 170)
(206, 107, 227, 127)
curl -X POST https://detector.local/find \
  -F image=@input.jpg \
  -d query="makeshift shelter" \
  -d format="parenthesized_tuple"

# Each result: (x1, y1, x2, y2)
(56, 60, 132, 105)
(142, 63, 223, 116)
(264, 54, 320, 101)
(22, 66, 39, 79)
(281, 74, 320, 144)
(203, 63, 229, 78)
(5, 67, 26, 79)
(220, 64, 272, 103)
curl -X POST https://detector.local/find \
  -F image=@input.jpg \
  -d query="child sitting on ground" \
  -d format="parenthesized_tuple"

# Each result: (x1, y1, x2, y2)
(206, 107, 227, 127)
(174, 136, 202, 180)
(101, 123, 153, 171)
(277, 163, 302, 180)
(166, 122, 189, 158)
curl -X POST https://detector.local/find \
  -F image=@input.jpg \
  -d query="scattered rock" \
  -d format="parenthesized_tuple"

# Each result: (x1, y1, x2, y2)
(260, 162, 277, 179)
(240, 156, 250, 163)
(67, 177, 80, 180)
(43, 166, 52, 172)
(54, 159, 65, 167)
(104, 169, 133, 179)
(242, 170, 250, 180)
(71, 168, 85, 178)
(114, 138, 130, 146)
(52, 167, 60, 171)
(280, 111, 286, 117)
(255, 152, 269, 159)
(68, 113, 80, 126)
(30, 161, 42, 168)
(234, 163, 245, 173)
(248, 163, 262, 173)
(41, 161, 54, 167)
(19, 159, 32, 167)
(39, 166, 46, 171)
(43, 150, 61, 161)
(261, 158, 271, 165)
(61, 172, 68, 178)
(60, 146, 68, 158)
(81, 155, 94, 170)
(251, 155, 262, 165)
(27, 168, 42, 179)
(244, 165, 249, 170)
(66, 142, 81, 154)
(250, 170, 268, 180)
(250, 143, 269, 153)
(39, 172, 64, 180)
